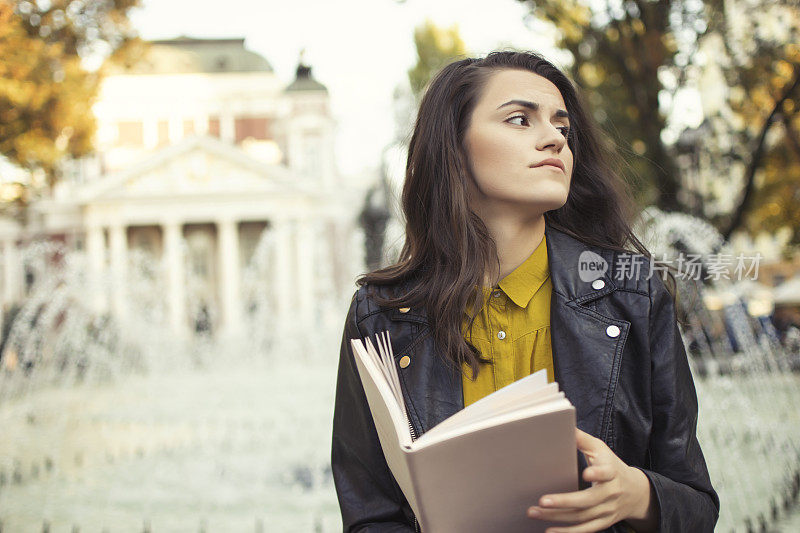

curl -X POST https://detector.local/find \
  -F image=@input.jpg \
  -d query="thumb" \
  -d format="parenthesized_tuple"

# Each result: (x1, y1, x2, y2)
(575, 428, 603, 462)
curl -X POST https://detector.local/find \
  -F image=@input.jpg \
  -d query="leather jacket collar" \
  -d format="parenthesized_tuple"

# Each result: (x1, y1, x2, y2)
(387, 223, 619, 321)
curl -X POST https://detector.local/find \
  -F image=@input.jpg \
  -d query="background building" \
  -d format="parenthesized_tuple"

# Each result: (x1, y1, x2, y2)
(0, 37, 363, 338)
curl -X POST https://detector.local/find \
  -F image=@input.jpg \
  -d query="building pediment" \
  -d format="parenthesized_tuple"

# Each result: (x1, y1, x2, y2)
(79, 136, 304, 203)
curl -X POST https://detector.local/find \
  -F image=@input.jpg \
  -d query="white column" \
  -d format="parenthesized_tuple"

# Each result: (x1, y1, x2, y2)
(317, 219, 337, 299)
(349, 220, 366, 290)
(296, 218, 316, 325)
(327, 220, 347, 302)
(109, 224, 128, 323)
(163, 220, 186, 336)
(86, 223, 107, 314)
(221, 112, 235, 143)
(287, 123, 303, 176)
(217, 218, 241, 335)
(169, 116, 182, 144)
(322, 120, 336, 188)
(143, 118, 158, 149)
(272, 219, 294, 333)
(195, 115, 207, 136)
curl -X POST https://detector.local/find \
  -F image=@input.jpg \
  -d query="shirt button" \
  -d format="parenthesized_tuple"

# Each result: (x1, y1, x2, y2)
(497, 330, 506, 340)
(399, 355, 411, 368)
(592, 279, 605, 290)
(606, 325, 621, 338)
(492, 290, 502, 298)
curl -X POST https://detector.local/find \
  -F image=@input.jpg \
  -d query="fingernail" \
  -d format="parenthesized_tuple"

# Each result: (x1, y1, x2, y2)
(528, 508, 540, 517)
(541, 497, 553, 506)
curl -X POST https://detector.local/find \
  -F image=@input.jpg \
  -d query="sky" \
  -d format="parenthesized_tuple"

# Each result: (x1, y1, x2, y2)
(129, 0, 567, 181)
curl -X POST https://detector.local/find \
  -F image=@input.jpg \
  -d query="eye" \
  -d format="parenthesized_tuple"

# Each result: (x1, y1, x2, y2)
(506, 114, 529, 126)
(558, 126, 571, 138)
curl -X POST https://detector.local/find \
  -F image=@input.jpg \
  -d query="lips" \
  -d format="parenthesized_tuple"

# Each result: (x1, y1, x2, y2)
(532, 158, 565, 172)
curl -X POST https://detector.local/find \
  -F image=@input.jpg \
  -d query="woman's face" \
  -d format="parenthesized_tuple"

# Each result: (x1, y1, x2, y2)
(463, 69, 573, 218)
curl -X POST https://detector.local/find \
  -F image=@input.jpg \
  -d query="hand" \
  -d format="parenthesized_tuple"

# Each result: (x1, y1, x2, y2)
(526, 428, 658, 533)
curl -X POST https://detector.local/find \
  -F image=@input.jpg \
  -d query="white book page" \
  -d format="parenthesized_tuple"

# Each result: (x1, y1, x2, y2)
(471, 368, 549, 408)
(350, 338, 418, 512)
(411, 398, 574, 450)
(462, 368, 550, 417)
(424, 369, 551, 437)
(350, 339, 413, 448)
(422, 385, 562, 442)
(374, 332, 407, 420)
(361, 338, 396, 395)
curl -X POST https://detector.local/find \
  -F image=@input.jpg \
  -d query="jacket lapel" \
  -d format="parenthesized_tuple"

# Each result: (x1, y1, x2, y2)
(545, 224, 630, 445)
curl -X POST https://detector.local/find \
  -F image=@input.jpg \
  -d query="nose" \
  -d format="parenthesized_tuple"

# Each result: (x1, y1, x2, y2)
(535, 123, 567, 153)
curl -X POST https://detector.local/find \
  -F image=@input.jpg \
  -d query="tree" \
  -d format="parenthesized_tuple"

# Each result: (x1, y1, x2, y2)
(699, 2, 800, 240)
(0, 0, 141, 215)
(518, 0, 800, 245)
(518, 0, 685, 208)
(407, 19, 470, 101)
(742, 75, 800, 248)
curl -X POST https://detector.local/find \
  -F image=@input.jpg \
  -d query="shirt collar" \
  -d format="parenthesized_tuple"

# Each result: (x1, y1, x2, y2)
(497, 233, 550, 308)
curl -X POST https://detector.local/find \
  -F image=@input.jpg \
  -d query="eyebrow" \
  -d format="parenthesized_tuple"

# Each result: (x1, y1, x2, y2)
(497, 99, 570, 120)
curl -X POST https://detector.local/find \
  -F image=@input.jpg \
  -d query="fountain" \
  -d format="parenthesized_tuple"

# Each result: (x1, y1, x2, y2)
(635, 207, 800, 532)
(1, 206, 799, 531)
(0, 228, 346, 531)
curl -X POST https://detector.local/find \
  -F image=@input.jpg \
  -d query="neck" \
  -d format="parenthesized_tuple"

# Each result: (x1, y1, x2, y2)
(480, 211, 546, 287)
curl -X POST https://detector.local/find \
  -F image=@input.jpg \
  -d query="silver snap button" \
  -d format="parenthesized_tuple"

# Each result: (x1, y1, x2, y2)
(592, 279, 605, 290)
(606, 325, 620, 338)
(497, 330, 506, 340)
(492, 290, 502, 298)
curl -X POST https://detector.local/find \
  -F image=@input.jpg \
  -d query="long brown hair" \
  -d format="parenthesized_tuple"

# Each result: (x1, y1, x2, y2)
(358, 50, 658, 379)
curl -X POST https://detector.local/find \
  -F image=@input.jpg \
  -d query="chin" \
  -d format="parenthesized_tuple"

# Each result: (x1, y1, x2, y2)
(524, 185, 570, 210)
(541, 198, 569, 212)
(505, 195, 568, 214)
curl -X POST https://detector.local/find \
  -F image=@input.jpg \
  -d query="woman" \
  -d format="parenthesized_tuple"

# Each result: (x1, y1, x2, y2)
(331, 51, 719, 532)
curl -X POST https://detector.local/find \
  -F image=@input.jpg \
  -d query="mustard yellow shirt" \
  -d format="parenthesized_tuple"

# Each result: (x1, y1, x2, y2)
(461, 234, 554, 407)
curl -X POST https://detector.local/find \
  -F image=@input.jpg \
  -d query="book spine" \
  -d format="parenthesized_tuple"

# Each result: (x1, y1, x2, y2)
(407, 415, 421, 532)
(408, 415, 418, 441)
(404, 435, 426, 532)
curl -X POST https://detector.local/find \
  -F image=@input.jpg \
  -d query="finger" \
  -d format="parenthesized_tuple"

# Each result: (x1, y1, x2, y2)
(539, 486, 606, 510)
(575, 429, 597, 450)
(528, 502, 611, 524)
(575, 429, 605, 460)
(545, 514, 616, 533)
(582, 464, 615, 484)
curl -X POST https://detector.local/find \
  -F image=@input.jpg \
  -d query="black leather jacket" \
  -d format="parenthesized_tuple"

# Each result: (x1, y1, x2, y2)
(331, 224, 720, 532)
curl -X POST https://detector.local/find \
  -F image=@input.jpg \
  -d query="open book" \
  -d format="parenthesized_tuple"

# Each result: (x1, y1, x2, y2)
(350, 332, 578, 533)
